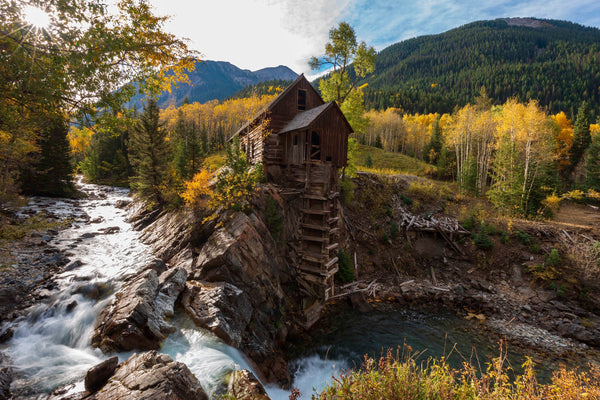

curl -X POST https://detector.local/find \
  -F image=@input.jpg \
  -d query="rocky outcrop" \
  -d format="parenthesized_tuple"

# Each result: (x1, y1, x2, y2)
(91, 264, 187, 352)
(89, 352, 207, 400)
(186, 212, 287, 363)
(50, 352, 208, 400)
(84, 356, 119, 392)
(182, 281, 252, 347)
(227, 369, 271, 400)
(128, 200, 292, 384)
(136, 206, 197, 272)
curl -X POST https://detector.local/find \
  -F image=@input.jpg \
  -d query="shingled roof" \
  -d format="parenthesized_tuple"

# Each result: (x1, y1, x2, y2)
(279, 102, 333, 134)
(234, 74, 308, 137)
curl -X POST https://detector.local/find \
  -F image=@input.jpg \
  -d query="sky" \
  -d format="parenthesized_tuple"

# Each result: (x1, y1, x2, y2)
(149, 0, 600, 77)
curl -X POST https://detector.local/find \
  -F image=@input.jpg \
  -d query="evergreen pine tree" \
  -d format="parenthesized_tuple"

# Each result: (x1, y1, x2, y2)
(172, 111, 203, 181)
(21, 115, 74, 197)
(570, 101, 591, 169)
(585, 129, 600, 190)
(424, 115, 442, 164)
(129, 98, 169, 205)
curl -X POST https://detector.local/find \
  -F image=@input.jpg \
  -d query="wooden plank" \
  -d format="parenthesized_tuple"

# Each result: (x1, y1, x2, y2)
(301, 208, 330, 215)
(302, 223, 328, 231)
(325, 242, 339, 252)
(302, 252, 329, 263)
(303, 194, 328, 201)
(325, 256, 339, 269)
(302, 235, 329, 242)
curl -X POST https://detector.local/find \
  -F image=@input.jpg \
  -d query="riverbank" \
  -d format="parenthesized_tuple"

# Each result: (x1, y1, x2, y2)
(2, 173, 600, 399)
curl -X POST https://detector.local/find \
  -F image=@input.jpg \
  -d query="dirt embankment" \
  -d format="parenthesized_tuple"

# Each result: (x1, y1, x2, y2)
(334, 173, 600, 357)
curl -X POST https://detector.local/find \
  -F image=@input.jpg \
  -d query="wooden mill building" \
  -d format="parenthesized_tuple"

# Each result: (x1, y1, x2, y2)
(234, 75, 352, 311)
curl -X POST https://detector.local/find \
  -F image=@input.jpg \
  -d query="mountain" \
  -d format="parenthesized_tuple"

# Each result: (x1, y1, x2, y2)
(131, 61, 298, 108)
(361, 18, 600, 117)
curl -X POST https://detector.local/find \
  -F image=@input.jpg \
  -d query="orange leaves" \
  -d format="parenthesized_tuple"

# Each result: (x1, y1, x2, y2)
(551, 111, 574, 169)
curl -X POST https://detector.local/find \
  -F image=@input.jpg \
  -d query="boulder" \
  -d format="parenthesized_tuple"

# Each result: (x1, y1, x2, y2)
(90, 352, 207, 400)
(227, 369, 270, 400)
(84, 356, 118, 393)
(50, 352, 208, 400)
(181, 281, 252, 347)
(92, 266, 187, 352)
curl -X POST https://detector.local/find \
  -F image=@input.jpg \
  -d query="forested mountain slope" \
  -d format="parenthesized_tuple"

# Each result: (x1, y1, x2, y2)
(362, 18, 600, 117)
(129, 61, 298, 108)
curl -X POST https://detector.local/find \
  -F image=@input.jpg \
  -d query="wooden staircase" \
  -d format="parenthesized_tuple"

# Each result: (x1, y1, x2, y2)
(297, 162, 341, 306)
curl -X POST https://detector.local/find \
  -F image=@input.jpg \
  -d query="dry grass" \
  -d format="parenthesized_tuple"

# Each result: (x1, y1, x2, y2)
(310, 345, 600, 400)
(355, 144, 436, 177)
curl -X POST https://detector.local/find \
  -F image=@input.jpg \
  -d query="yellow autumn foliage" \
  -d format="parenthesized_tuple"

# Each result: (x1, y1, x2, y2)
(181, 169, 214, 209)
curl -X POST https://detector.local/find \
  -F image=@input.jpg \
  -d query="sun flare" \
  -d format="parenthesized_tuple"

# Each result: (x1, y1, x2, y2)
(23, 5, 51, 29)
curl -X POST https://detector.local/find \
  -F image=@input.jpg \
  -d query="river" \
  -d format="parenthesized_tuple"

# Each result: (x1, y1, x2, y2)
(0, 180, 585, 399)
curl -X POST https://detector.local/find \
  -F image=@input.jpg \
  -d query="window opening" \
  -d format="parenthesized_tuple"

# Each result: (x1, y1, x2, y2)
(298, 89, 306, 111)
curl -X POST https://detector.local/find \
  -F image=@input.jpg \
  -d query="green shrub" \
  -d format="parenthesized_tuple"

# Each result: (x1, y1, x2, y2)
(336, 250, 355, 283)
(381, 233, 390, 243)
(340, 177, 355, 204)
(472, 222, 493, 250)
(545, 248, 561, 267)
(486, 223, 498, 235)
(461, 214, 477, 231)
(400, 194, 413, 205)
(500, 230, 510, 244)
(515, 230, 533, 245)
(264, 195, 283, 241)
(389, 221, 400, 239)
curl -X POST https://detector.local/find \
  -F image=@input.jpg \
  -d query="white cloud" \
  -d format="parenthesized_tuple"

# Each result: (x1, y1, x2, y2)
(149, 0, 352, 75)
(147, 0, 600, 75)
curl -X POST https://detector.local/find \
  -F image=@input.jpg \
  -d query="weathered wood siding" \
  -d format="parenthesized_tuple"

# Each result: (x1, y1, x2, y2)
(281, 107, 349, 168)
(311, 107, 349, 168)
(241, 125, 264, 165)
(268, 79, 324, 134)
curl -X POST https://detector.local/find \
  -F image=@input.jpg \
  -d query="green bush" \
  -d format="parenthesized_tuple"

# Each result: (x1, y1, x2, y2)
(340, 177, 355, 204)
(400, 194, 413, 205)
(472, 221, 493, 250)
(389, 221, 400, 239)
(265, 195, 283, 241)
(545, 249, 561, 267)
(515, 230, 533, 245)
(461, 214, 477, 231)
(500, 230, 510, 244)
(336, 250, 355, 283)
(381, 233, 390, 243)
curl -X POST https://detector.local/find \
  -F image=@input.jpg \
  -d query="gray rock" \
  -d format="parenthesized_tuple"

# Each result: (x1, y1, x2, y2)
(84, 356, 119, 393)
(182, 281, 253, 347)
(92, 266, 187, 352)
(99, 226, 120, 235)
(89, 351, 207, 400)
(49, 352, 207, 400)
(63, 260, 84, 272)
(114, 199, 131, 209)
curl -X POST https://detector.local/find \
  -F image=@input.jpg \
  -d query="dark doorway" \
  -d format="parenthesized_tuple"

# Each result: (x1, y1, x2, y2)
(310, 131, 321, 160)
